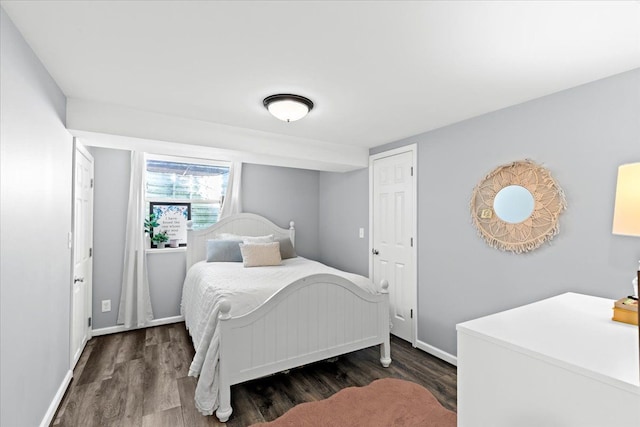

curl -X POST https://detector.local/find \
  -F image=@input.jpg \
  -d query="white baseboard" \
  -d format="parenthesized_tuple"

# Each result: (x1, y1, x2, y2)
(39, 369, 72, 427)
(415, 339, 458, 366)
(92, 315, 185, 337)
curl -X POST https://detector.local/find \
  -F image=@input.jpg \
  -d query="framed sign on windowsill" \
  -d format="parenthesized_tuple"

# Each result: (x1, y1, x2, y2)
(150, 202, 191, 248)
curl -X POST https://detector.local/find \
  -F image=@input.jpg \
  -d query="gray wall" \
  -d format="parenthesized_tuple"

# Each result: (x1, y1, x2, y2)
(91, 161, 320, 329)
(147, 252, 187, 319)
(365, 68, 640, 356)
(242, 163, 320, 259)
(318, 168, 370, 277)
(0, 8, 74, 426)
(91, 147, 129, 328)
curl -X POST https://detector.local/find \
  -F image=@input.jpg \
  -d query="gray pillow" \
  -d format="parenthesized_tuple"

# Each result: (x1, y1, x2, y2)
(278, 237, 297, 260)
(206, 239, 243, 262)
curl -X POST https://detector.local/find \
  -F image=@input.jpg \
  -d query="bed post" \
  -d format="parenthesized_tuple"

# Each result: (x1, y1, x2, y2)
(379, 279, 392, 368)
(216, 300, 233, 422)
(216, 380, 233, 422)
(186, 220, 194, 270)
(289, 221, 295, 246)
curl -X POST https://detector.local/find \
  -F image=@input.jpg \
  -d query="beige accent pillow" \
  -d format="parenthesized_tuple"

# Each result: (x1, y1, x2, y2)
(239, 242, 282, 267)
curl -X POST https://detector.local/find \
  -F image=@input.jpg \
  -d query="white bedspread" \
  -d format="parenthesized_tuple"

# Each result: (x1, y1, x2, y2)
(180, 256, 378, 415)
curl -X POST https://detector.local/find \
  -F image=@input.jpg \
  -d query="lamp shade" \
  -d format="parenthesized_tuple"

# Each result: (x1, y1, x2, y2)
(263, 94, 313, 122)
(612, 162, 640, 236)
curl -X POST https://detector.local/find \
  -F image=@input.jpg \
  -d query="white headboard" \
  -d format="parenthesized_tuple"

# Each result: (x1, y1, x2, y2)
(186, 213, 295, 269)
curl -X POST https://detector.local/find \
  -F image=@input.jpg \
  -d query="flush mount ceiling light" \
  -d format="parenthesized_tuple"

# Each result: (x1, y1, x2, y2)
(263, 94, 314, 122)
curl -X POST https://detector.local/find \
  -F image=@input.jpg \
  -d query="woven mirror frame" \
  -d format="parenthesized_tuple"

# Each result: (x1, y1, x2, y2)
(470, 160, 567, 254)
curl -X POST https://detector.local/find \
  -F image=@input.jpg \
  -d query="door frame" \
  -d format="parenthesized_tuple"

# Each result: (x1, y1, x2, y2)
(368, 143, 418, 345)
(70, 138, 94, 369)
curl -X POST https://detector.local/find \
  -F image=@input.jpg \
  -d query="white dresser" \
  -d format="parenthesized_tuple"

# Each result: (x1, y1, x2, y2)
(457, 292, 639, 427)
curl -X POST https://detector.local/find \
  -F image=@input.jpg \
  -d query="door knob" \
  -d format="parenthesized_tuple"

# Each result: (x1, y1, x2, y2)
(371, 248, 379, 255)
(74, 277, 84, 283)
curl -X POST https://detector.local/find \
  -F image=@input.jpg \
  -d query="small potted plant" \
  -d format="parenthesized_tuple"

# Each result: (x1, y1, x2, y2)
(144, 213, 159, 235)
(151, 230, 169, 248)
(144, 213, 160, 248)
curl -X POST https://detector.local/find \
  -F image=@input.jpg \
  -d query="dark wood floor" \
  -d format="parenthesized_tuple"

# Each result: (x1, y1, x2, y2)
(52, 323, 456, 427)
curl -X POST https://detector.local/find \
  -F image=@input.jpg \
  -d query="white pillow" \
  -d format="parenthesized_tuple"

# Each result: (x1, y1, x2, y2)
(239, 242, 281, 267)
(216, 233, 274, 243)
(216, 232, 241, 240)
(242, 235, 274, 244)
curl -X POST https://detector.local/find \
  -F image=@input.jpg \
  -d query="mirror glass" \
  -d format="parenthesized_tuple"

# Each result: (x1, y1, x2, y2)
(493, 185, 534, 223)
(470, 160, 566, 253)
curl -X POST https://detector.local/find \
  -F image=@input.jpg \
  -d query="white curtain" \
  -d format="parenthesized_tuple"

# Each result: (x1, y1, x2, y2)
(117, 151, 154, 328)
(219, 162, 243, 219)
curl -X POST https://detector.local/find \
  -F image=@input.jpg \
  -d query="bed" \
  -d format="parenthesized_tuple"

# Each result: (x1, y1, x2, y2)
(181, 213, 391, 422)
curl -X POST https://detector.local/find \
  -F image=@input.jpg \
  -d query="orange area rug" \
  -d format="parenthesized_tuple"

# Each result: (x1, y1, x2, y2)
(251, 378, 456, 427)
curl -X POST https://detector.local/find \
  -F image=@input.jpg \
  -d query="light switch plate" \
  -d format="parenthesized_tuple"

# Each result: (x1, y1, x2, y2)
(101, 299, 111, 312)
(359, 227, 365, 238)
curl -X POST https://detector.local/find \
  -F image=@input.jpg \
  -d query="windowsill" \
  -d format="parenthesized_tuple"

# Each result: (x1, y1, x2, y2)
(146, 247, 187, 254)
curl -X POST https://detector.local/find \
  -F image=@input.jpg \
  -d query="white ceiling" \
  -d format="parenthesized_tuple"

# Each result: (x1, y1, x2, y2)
(2, 1, 639, 169)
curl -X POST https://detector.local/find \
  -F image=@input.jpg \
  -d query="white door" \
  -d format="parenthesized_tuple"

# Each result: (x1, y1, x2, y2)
(371, 147, 416, 344)
(71, 141, 94, 368)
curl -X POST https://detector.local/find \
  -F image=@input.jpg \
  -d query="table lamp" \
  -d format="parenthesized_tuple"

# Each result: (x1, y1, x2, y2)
(611, 162, 640, 371)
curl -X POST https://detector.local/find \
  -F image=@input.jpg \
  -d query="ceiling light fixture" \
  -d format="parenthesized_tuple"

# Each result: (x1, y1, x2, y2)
(263, 94, 314, 122)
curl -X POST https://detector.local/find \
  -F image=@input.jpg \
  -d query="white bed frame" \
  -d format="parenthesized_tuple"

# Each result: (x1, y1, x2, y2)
(186, 213, 391, 422)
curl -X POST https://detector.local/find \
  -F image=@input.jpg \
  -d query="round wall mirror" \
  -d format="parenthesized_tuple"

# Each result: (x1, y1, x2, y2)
(493, 185, 535, 223)
(470, 160, 566, 254)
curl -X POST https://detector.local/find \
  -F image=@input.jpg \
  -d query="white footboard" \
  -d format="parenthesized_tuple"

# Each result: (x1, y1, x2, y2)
(215, 274, 390, 422)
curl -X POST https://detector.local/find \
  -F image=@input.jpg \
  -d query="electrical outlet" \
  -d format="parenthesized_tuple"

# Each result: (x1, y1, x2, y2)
(101, 299, 111, 312)
(359, 227, 365, 238)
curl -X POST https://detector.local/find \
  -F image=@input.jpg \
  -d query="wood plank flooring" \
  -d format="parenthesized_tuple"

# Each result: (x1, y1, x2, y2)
(52, 323, 456, 427)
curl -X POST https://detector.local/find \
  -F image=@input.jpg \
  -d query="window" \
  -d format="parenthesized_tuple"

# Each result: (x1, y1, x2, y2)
(145, 156, 230, 230)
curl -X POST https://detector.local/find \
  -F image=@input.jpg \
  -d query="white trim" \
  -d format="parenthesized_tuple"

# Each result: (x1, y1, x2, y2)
(369, 143, 418, 345)
(75, 138, 93, 160)
(369, 144, 419, 160)
(146, 152, 231, 168)
(415, 339, 458, 366)
(70, 138, 94, 369)
(39, 369, 73, 427)
(70, 335, 88, 370)
(92, 315, 185, 337)
(146, 247, 187, 254)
